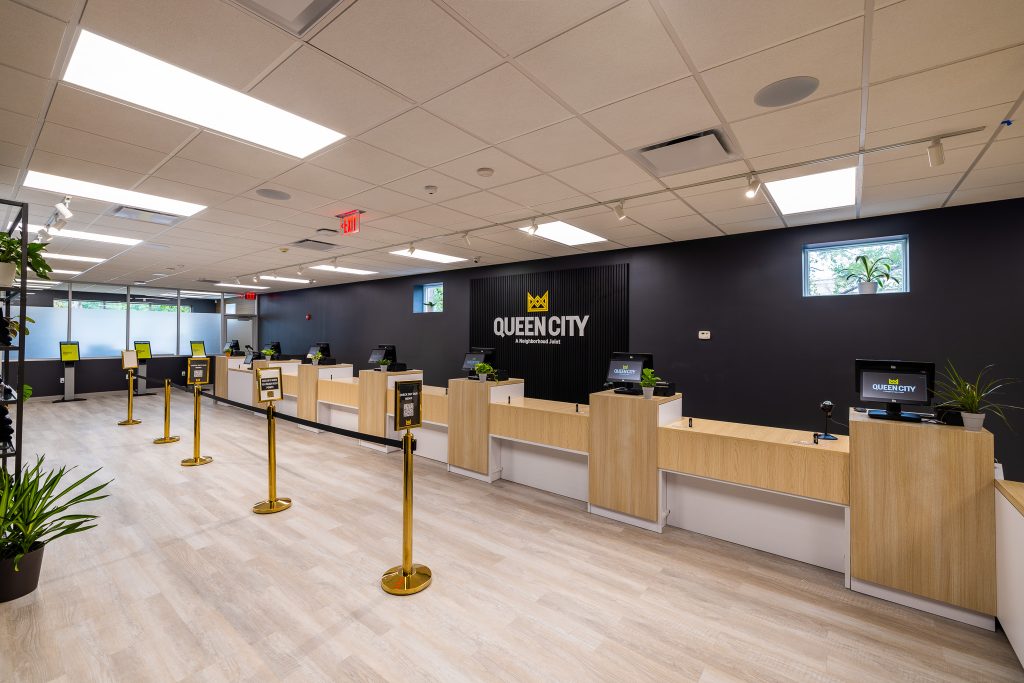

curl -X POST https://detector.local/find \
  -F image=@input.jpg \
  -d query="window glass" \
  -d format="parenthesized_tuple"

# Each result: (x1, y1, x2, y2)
(129, 286, 179, 355)
(413, 282, 444, 313)
(11, 283, 69, 360)
(178, 291, 221, 355)
(69, 284, 127, 357)
(803, 236, 908, 297)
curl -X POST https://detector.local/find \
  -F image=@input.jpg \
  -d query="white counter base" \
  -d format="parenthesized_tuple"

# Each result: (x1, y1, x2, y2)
(851, 578, 995, 630)
(588, 504, 664, 533)
(491, 436, 588, 502)
(409, 422, 447, 463)
(318, 402, 358, 433)
(448, 464, 497, 483)
(997, 489, 1024, 656)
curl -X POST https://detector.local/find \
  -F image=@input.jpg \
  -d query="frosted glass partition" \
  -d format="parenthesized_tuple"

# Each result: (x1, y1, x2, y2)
(70, 284, 127, 358)
(23, 306, 66, 359)
(129, 287, 179, 355)
(179, 294, 221, 355)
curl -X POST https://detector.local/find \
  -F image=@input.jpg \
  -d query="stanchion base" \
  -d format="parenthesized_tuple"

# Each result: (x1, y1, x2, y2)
(381, 564, 432, 595)
(117, 419, 142, 426)
(153, 436, 180, 444)
(252, 498, 292, 514)
(53, 397, 87, 403)
(180, 456, 213, 467)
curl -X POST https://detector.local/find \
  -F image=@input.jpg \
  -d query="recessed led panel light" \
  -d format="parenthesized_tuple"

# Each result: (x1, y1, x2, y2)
(43, 253, 106, 264)
(260, 275, 310, 284)
(48, 227, 142, 246)
(24, 171, 204, 217)
(51, 269, 83, 275)
(389, 248, 466, 264)
(215, 283, 270, 290)
(310, 264, 378, 275)
(764, 167, 857, 215)
(64, 31, 345, 158)
(518, 220, 606, 246)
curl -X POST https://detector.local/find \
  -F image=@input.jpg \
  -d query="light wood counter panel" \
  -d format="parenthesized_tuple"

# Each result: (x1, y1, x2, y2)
(282, 374, 298, 397)
(850, 410, 995, 615)
(997, 480, 1024, 518)
(489, 397, 589, 453)
(214, 355, 229, 399)
(357, 369, 422, 438)
(447, 378, 524, 474)
(658, 418, 849, 505)
(318, 377, 359, 408)
(589, 390, 681, 523)
(297, 364, 317, 420)
(386, 385, 448, 425)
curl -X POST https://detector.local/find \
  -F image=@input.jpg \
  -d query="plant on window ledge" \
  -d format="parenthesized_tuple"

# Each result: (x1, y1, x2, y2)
(842, 255, 899, 294)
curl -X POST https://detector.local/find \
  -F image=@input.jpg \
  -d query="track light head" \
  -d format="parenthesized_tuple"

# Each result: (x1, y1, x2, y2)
(528, 218, 538, 235)
(296, 266, 304, 276)
(408, 242, 416, 255)
(252, 275, 258, 283)
(613, 201, 627, 221)
(927, 139, 945, 168)
(744, 176, 762, 199)
(463, 232, 471, 246)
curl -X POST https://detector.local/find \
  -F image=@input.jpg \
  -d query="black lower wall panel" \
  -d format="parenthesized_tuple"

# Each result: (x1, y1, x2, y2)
(259, 198, 1024, 480)
(26, 356, 190, 397)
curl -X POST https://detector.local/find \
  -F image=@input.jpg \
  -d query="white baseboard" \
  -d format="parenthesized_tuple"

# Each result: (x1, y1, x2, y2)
(588, 504, 664, 533)
(850, 578, 995, 630)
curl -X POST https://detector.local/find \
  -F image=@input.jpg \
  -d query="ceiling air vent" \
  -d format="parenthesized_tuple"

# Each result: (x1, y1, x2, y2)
(289, 238, 339, 252)
(234, 0, 342, 36)
(196, 278, 221, 284)
(631, 129, 737, 177)
(109, 205, 183, 226)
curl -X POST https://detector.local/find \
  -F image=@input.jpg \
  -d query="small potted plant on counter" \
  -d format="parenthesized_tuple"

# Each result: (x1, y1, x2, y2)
(378, 357, 392, 372)
(311, 350, 323, 366)
(474, 362, 493, 382)
(0, 233, 52, 287)
(934, 361, 1020, 432)
(640, 368, 661, 399)
(842, 255, 898, 294)
(0, 456, 112, 602)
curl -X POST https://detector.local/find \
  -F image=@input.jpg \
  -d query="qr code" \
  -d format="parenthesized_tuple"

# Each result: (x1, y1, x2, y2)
(403, 403, 414, 418)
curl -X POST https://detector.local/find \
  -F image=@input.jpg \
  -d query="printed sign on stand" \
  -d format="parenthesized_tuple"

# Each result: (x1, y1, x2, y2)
(393, 380, 422, 430)
(187, 357, 210, 385)
(121, 349, 138, 370)
(257, 367, 283, 403)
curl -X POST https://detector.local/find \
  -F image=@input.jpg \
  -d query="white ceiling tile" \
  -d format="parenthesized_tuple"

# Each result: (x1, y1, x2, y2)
(784, 206, 856, 227)
(29, 149, 144, 188)
(80, 0, 296, 90)
(36, 122, 167, 174)
(440, 191, 525, 218)
(310, 140, 422, 185)
(182, 208, 270, 229)
(623, 198, 695, 223)
(529, 194, 590, 216)
(498, 118, 617, 172)
(434, 147, 539, 189)
(218, 196, 301, 221)
(423, 64, 570, 144)
(551, 154, 651, 194)
(717, 215, 787, 234)
(730, 91, 862, 158)
(749, 138, 860, 174)
(961, 162, 1024, 190)
(518, 0, 689, 112)
(659, 0, 863, 70)
(861, 173, 961, 203)
(490, 174, 579, 206)
(345, 187, 429, 214)
(860, 193, 947, 217)
(279, 212, 341, 231)
(244, 183, 333, 212)
(870, 0, 1024, 82)
(399, 204, 478, 228)
(0, 164, 16, 185)
(177, 132, 297, 178)
(0, 108, 36, 146)
(977, 137, 1024, 169)
(359, 108, 487, 166)
(583, 77, 719, 151)
(864, 103, 1010, 152)
(306, 201, 387, 223)
(616, 233, 671, 247)
(311, 0, 500, 102)
(701, 203, 777, 226)
(701, 19, 863, 122)
(154, 157, 261, 195)
(947, 181, 1024, 206)
(867, 47, 1024, 132)
(863, 144, 981, 187)
(0, 1, 65, 77)
(135, 176, 232, 207)
(660, 160, 751, 189)
(0, 63, 51, 117)
(644, 214, 719, 241)
(364, 216, 446, 238)
(272, 164, 373, 200)
(589, 179, 673, 202)
(249, 46, 409, 137)
(384, 169, 477, 203)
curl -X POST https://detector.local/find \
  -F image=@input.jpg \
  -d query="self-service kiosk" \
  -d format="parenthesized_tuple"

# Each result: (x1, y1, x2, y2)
(54, 341, 86, 402)
(133, 341, 156, 396)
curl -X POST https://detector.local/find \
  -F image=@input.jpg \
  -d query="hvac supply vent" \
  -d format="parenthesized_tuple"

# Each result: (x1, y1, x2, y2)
(109, 205, 183, 226)
(289, 238, 339, 252)
(234, 0, 341, 36)
(196, 278, 221, 284)
(631, 129, 737, 177)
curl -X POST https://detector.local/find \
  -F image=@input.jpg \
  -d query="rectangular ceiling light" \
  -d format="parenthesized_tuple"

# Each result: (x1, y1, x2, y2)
(48, 227, 142, 246)
(518, 220, 606, 246)
(763, 167, 857, 215)
(310, 264, 378, 275)
(51, 269, 83, 275)
(64, 30, 345, 158)
(260, 275, 310, 284)
(389, 248, 466, 264)
(24, 171, 205, 217)
(215, 283, 270, 290)
(43, 253, 106, 264)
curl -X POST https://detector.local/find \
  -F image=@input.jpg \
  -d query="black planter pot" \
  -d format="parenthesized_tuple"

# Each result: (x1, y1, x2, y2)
(0, 543, 45, 602)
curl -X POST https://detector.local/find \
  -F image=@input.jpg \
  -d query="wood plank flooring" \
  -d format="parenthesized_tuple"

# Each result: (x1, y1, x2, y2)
(1, 393, 1021, 682)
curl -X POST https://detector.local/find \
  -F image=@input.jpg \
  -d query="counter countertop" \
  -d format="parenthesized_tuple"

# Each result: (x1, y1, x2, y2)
(997, 480, 1024, 517)
(662, 417, 849, 453)
(591, 389, 681, 404)
(501, 396, 590, 416)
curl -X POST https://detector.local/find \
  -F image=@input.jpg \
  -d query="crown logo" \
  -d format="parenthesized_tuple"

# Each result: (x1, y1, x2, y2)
(888, 378, 899, 385)
(527, 290, 549, 312)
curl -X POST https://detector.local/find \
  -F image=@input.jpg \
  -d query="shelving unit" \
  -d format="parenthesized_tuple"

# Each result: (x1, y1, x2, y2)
(1, 199, 29, 478)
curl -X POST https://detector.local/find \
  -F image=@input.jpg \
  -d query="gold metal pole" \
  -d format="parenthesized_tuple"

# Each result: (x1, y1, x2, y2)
(253, 403, 291, 514)
(153, 379, 180, 444)
(118, 369, 141, 426)
(381, 428, 431, 595)
(181, 384, 212, 467)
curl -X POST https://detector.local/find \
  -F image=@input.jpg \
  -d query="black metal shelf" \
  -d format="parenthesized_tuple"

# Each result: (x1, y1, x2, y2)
(1, 199, 30, 478)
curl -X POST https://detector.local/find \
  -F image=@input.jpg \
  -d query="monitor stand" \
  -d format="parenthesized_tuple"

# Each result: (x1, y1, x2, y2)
(134, 359, 156, 396)
(868, 403, 922, 423)
(612, 382, 642, 396)
(53, 362, 87, 403)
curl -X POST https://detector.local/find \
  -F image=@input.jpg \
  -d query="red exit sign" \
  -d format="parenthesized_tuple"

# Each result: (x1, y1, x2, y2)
(244, 292, 257, 300)
(338, 209, 361, 235)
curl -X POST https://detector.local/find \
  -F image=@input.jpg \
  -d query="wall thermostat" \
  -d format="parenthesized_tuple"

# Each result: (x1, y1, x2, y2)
(698, 330, 711, 340)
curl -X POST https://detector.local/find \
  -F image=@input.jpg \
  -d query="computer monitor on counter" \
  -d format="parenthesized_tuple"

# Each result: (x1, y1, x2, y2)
(855, 359, 934, 422)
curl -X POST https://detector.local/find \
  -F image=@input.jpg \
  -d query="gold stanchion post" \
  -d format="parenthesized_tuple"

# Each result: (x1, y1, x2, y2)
(381, 428, 431, 595)
(253, 403, 291, 514)
(181, 384, 212, 467)
(117, 368, 141, 426)
(153, 379, 180, 444)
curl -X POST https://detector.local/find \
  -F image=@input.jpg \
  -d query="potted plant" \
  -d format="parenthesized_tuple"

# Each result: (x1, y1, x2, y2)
(843, 255, 899, 294)
(378, 357, 392, 372)
(474, 362, 493, 382)
(260, 348, 274, 360)
(0, 233, 53, 287)
(640, 368, 661, 399)
(1, 456, 111, 602)
(311, 350, 323, 366)
(934, 361, 1020, 432)
(424, 301, 434, 312)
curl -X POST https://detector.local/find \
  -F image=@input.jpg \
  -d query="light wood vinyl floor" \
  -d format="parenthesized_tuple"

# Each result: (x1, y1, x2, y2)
(1, 393, 1021, 682)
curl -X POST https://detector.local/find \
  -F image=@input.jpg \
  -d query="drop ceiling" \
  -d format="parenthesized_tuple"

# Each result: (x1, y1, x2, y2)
(0, 0, 1021, 293)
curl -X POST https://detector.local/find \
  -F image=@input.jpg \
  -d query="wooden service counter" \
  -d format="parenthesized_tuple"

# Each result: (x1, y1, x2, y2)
(997, 480, 1024, 660)
(447, 378, 524, 479)
(357, 368, 423, 452)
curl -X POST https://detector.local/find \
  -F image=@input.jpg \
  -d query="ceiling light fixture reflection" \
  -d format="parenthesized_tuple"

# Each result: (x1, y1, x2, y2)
(24, 171, 204, 217)
(519, 220, 606, 246)
(389, 248, 466, 264)
(50, 269, 83, 275)
(763, 167, 856, 214)
(310, 264, 378, 275)
(217, 282, 269, 290)
(260, 275, 310, 284)
(44, 253, 106, 264)
(64, 31, 344, 158)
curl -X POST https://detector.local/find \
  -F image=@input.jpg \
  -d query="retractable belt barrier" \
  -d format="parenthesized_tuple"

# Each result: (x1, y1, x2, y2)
(163, 381, 405, 450)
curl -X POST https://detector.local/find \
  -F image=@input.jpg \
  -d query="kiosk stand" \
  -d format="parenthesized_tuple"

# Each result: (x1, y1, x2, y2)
(133, 341, 156, 396)
(53, 341, 86, 403)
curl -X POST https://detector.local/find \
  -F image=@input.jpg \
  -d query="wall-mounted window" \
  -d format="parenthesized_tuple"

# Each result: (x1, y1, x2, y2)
(803, 236, 909, 297)
(413, 282, 444, 313)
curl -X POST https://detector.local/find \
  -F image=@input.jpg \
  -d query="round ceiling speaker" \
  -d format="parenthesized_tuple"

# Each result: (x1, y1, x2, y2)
(256, 188, 292, 201)
(754, 76, 820, 108)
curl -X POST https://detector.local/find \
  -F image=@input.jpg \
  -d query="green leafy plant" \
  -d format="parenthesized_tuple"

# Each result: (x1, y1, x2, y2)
(260, 348, 274, 358)
(474, 362, 494, 378)
(1, 456, 111, 571)
(934, 361, 1020, 425)
(640, 368, 661, 388)
(842, 255, 899, 287)
(311, 351, 323, 362)
(21, 385, 31, 401)
(8, 315, 34, 339)
(378, 358, 392, 367)
(0, 233, 52, 280)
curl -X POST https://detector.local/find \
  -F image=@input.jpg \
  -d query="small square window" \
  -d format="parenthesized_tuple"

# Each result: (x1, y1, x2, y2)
(803, 236, 908, 297)
(414, 282, 443, 313)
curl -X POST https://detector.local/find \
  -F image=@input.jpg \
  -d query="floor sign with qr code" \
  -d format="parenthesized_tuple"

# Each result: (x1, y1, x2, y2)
(394, 380, 422, 430)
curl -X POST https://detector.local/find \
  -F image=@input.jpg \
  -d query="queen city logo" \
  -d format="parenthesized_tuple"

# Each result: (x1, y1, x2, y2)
(527, 290, 549, 312)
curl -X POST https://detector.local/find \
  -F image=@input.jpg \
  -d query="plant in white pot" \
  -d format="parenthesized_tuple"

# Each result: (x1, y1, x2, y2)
(0, 456, 111, 602)
(378, 357, 392, 372)
(311, 350, 323, 366)
(934, 361, 1020, 432)
(474, 362, 493, 382)
(640, 368, 661, 400)
(0, 233, 52, 288)
(842, 255, 898, 294)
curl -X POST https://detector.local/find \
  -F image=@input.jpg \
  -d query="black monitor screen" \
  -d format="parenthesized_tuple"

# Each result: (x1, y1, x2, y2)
(860, 370, 929, 404)
(244, 351, 255, 365)
(463, 352, 486, 371)
(607, 358, 644, 383)
(368, 349, 385, 364)
(307, 345, 320, 358)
